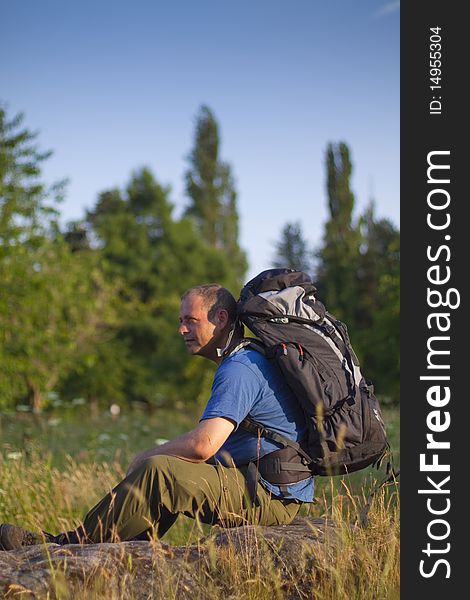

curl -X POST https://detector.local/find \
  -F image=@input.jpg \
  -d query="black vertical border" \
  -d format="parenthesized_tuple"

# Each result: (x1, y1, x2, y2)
(401, 3, 465, 596)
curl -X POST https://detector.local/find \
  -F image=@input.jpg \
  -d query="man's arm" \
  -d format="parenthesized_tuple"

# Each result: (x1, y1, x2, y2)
(126, 417, 235, 475)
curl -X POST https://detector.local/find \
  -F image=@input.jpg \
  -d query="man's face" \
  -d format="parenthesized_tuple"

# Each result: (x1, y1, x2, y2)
(178, 293, 228, 361)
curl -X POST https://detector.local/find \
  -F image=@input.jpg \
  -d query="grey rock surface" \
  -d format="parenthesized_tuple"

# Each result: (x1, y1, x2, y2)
(0, 517, 335, 599)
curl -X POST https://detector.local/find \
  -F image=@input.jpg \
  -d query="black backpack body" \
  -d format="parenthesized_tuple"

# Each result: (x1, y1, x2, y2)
(236, 268, 389, 478)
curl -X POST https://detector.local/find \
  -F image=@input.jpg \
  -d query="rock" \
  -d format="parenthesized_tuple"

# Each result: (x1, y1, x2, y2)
(0, 517, 335, 599)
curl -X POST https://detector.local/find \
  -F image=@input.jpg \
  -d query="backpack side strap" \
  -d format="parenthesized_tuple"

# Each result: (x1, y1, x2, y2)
(239, 417, 314, 469)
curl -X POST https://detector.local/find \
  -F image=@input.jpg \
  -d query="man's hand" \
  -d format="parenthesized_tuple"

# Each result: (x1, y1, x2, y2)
(126, 417, 235, 476)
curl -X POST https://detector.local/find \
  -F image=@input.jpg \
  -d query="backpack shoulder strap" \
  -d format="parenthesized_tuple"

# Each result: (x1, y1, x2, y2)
(224, 337, 266, 357)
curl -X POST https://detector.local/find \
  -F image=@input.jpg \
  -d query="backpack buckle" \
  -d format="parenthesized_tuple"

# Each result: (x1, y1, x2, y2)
(324, 324, 336, 336)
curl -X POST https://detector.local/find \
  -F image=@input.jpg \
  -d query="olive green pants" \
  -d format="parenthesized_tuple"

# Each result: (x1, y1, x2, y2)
(79, 455, 301, 542)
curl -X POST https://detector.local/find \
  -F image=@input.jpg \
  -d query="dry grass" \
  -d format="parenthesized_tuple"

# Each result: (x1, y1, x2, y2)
(0, 448, 399, 599)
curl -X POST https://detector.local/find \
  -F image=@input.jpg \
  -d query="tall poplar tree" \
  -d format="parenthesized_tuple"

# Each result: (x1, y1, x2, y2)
(316, 142, 361, 322)
(185, 105, 247, 286)
(315, 142, 400, 401)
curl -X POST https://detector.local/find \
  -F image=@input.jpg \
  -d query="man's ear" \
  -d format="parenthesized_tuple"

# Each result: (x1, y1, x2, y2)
(217, 308, 230, 329)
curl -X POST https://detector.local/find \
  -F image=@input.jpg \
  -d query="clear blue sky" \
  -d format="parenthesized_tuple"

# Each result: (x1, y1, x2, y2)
(1, 0, 399, 281)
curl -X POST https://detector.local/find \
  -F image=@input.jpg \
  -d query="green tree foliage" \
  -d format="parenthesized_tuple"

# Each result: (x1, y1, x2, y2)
(63, 220, 90, 252)
(1, 102, 398, 411)
(185, 105, 247, 287)
(355, 204, 400, 400)
(0, 242, 119, 411)
(315, 142, 400, 402)
(0, 104, 116, 411)
(316, 143, 361, 323)
(79, 167, 238, 409)
(273, 221, 312, 274)
(1, 102, 249, 412)
(0, 105, 64, 248)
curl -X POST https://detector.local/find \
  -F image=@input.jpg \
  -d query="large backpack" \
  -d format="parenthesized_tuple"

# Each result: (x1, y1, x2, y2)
(235, 268, 390, 478)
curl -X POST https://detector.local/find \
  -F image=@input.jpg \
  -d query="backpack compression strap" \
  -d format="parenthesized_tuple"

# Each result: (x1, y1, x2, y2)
(240, 417, 313, 501)
(239, 417, 313, 471)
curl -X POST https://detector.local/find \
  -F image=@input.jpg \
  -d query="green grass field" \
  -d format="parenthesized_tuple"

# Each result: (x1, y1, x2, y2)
(0, 405, 399, 598)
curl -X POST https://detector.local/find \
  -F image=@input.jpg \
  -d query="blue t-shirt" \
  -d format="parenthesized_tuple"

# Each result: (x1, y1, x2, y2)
(201, 347, 315, 502)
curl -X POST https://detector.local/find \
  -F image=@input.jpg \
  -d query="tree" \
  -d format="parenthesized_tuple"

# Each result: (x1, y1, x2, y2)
(0, 104, 121, 411)
(0, 242, 119, 411)
(185, 105, 247, 286)
(315, 143, 400, 402)
(315, 142, 361, 323)
(273, 221, 312, 274)
(83, 167, 239, 409)
(355, 203, 400, 400)
(63, 220, 91, 252)
(0, 104, 65, 250)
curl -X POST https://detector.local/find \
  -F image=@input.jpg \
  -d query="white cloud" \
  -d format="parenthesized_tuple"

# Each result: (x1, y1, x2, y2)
(373, 1, 400, 19)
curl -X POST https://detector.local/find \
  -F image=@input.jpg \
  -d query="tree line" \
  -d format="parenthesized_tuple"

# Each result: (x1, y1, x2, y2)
(0, 102, 399, 413)
(273, 143, 399, 402)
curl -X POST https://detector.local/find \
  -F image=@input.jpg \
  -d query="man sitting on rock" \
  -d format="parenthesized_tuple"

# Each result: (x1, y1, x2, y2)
(0, 284, 314, 550)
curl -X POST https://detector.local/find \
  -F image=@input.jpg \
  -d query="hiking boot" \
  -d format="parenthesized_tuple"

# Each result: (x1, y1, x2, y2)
(0, 524, 54, 551)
